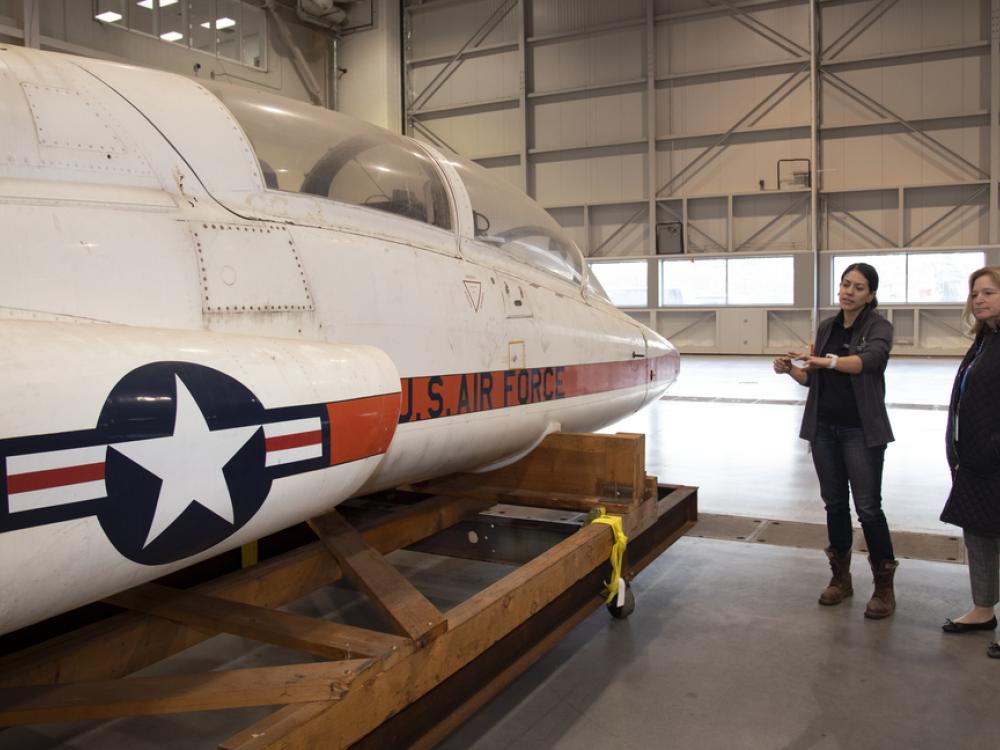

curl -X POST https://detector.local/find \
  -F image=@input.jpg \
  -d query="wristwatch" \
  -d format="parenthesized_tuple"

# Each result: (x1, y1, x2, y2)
(827, 354, 839, 369)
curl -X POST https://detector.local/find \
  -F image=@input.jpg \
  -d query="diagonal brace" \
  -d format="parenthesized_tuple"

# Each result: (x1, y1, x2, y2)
(733, 193, 809, 252)
(828, 206, 897, 248)
(823, 0, 902, 60)
(593, 66, 808, 256)
(705, 0, 809, 58)
(907, 185, 988, 246)
(410, 0, 518, 112)
(310, 510, 448, 643)
(822, 71, 989, 179)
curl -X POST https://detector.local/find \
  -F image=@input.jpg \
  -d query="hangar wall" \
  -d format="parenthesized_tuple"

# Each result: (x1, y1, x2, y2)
(0, 1, 335, 114)
(404, 0, 1000, 355)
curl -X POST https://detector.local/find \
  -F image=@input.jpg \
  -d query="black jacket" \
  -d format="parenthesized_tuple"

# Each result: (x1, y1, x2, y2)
(798, 305, 894, 448)
(941, 325, 1000, 536)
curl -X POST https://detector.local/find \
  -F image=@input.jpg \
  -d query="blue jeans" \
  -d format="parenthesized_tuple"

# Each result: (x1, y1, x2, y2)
(811, 423, 895, 565)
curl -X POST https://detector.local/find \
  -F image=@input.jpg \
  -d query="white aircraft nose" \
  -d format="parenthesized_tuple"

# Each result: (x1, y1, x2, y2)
(637, 324, 680, 406)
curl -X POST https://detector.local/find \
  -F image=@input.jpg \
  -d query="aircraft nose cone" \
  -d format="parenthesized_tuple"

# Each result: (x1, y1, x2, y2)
(637, 323, 680, 399)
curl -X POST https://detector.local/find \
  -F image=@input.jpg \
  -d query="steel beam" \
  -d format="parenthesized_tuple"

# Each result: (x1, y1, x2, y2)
(409, 0, 518, 113)
(22, 0, 38, 49)
(662, 312, 717, 339)
(809, 0, 819, 334)
(992, 0, 999, 243)
(705, 0, 809, 58)
(262, 0, 323, 105)
(659, 202, 728, 252)
(767, 310, 810, 346)
(822, 0, 900, 60)
(822, 71, 989, 180)
(591, 66, 807, 256)
(646, 0, 658, 265)
(827, 207, 897, 249)
(906, 185, 988, 247)
(408, 118, 458, 155)
(732, 193, 809, 252)
(518, 0, 528, 194)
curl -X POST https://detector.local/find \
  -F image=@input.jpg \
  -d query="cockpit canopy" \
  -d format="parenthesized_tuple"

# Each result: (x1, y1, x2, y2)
(205, 82, 609, 301)
(208, 82, 452, 230)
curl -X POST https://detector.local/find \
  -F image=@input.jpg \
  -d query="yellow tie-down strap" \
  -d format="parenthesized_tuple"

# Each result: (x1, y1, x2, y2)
(589, 508, 628, 605)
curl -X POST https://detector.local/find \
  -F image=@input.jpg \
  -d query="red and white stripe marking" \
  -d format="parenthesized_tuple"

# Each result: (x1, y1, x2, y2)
(263, 417, 322, 467)
(5, 445, 108, 512)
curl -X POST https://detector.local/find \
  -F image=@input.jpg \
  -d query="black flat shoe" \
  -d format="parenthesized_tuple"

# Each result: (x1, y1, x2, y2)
(988, 642, 1000, 659)
(942, 616, 997, 633)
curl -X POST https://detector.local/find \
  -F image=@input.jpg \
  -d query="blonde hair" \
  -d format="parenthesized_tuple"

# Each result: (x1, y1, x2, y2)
(963, 265, 1000, 336)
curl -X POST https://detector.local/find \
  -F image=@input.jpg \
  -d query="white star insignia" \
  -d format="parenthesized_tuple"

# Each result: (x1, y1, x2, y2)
(111, 375, 258, 548)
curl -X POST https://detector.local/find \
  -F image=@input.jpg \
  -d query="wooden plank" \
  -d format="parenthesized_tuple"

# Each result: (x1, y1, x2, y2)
(374, 484, 699, 750)
(0, 493, 485, 688)
(411, 432, 646, 510)
(309, 510, 448, 643)
(0, 660, 372, 726)
(358, 494, 497, 553)
(105, 583, 411, 661)
(362, 566, 608, 750)
(407, 478, 637, 514)
(220, 521, 617, 750)
(466, 431, 646, 503)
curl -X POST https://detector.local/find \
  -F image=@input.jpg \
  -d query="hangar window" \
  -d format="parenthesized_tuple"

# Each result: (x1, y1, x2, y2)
(660, 256, 793, 306)
(449, 157, 585, 287)
(93, 0, 267, 70)
(832, 252, 984, 304)
(208, 84, 452, 230)
(589, 261, 647, 307)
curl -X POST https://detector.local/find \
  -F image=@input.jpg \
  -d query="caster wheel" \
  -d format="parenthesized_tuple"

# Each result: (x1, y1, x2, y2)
(606, 581, 635, 619)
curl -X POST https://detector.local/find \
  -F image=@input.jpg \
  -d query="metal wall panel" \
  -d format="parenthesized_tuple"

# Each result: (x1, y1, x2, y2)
(404, 0, 1000, 355)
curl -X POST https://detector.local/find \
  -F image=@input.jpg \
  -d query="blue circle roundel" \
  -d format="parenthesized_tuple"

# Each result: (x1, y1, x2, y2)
(96, 362, 271, 565)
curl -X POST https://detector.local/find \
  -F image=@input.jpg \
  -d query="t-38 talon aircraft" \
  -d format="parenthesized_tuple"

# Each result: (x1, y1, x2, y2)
(0, 46, 679, 635)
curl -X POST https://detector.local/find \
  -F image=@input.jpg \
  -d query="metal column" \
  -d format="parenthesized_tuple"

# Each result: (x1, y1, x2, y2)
(809, 0, 820, 335)
(992, 0, 1000, 245)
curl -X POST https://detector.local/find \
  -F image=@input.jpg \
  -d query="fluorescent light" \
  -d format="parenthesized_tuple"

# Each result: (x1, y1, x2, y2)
(95, 11, 123, 23)
(160, 30, 184, 41)
(201, 17, 236, 29)
(138, 0, 178, 7)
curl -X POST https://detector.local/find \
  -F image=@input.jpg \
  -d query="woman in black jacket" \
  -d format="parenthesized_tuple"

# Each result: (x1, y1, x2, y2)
(773, 262, 898, 618)
(940, 266, 1000, 658)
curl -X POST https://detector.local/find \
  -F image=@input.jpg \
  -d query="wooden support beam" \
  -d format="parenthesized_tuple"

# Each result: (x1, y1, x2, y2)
(221, 520, 617, 749)
(0, 660, 371, 725)
(413, 432, 647, 511)
(105, 583, 411, 662)
(0, 493, 488, 688)
(309, 511, 448, 643)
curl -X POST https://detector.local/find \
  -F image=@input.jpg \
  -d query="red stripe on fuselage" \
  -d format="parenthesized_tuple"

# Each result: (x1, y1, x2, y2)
(265, 430, 323, 453)
(327, 392, 401, 466)
(7, 462, 106, 495)
(399, 353, 671, 424)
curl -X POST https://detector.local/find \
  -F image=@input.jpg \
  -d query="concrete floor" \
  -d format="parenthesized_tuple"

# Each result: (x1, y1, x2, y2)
(4, 355, 998, 750)
(438, 538, 1000, 750)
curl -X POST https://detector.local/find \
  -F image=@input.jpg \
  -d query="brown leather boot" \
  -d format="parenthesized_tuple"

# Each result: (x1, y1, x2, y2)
(819, 546, 853, 605)
(864, 558, 898, 619)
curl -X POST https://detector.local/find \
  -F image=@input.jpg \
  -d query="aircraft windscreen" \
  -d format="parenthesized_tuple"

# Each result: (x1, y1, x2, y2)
(449, 157, 585, 287)
(205, 83, 452, 230)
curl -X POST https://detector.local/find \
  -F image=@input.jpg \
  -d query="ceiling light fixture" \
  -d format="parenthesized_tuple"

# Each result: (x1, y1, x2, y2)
(201, 17, 236, 29)
(160, 30, 184, 41)
(95, 11, 123, 23)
